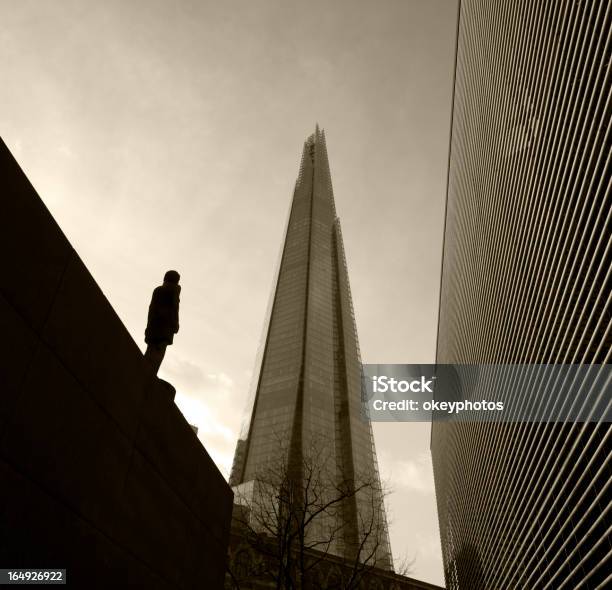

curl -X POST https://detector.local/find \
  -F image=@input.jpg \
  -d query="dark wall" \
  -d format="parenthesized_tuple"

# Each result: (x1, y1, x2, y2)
(0, 139, 233, 588)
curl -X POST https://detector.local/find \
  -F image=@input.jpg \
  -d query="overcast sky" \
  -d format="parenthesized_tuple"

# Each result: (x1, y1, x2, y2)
(2, 0, 458, 585)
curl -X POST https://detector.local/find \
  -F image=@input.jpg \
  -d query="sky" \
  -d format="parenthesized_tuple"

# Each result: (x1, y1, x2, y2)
(1, 0, 458, 585)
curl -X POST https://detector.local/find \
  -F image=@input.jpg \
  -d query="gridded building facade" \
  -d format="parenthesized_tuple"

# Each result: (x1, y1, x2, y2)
(432, 1, 611, 589)
(230, 127, 392, 569)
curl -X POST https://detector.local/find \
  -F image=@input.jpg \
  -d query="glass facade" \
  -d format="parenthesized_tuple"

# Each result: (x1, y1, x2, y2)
(432, 1, 610, 588)
(230, 127, 392, 568)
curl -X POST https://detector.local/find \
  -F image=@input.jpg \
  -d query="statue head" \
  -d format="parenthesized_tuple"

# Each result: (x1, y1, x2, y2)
(163, 270, 180, 284)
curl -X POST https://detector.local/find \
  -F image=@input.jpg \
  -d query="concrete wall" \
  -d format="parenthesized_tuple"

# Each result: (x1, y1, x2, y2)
(0, 139, 233, 588)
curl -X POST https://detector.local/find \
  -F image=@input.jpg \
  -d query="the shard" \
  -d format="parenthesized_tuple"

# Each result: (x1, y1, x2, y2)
(229, 126, 392, 569)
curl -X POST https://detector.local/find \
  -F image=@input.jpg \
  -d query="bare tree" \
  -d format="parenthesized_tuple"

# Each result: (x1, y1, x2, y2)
(227, 434, 398, 589)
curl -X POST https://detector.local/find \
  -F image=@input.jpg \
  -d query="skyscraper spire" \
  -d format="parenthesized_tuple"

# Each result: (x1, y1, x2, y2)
(230, 128, 391, 568)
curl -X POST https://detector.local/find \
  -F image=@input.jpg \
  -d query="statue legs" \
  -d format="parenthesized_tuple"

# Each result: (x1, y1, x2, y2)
(144, 343, 167, 375)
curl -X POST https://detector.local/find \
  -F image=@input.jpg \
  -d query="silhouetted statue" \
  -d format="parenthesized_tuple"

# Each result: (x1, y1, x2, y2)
(144, 270, 180, 374)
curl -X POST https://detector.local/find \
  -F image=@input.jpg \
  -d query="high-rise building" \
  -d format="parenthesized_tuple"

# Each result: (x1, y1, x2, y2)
(432, 1, 610, 589)
(229, 126, 392, 569)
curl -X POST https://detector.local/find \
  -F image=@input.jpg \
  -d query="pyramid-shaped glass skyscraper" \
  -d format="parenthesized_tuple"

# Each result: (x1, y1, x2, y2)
(230, 126, 392, 569)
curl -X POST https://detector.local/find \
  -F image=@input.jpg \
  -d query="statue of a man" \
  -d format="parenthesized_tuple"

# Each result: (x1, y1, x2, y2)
(144, 270, 181, 374)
